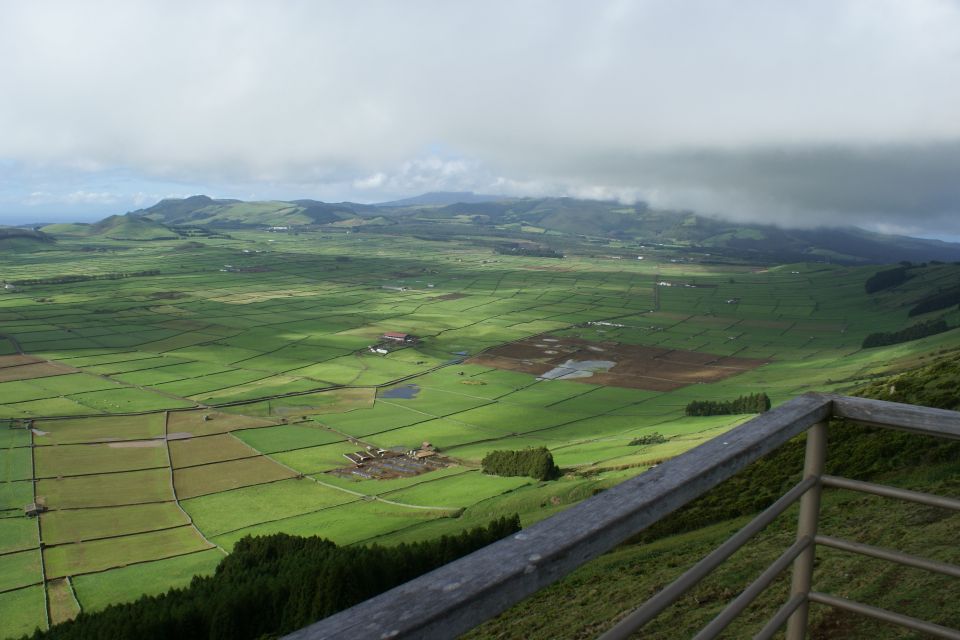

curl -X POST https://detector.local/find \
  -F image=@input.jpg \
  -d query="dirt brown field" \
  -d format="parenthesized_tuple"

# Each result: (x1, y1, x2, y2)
(0, 360, 77, 382)
(469, 336, 767, 391)
(0, 354, 44, 369)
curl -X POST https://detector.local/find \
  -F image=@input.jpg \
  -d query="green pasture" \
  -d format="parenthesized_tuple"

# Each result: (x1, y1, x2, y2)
(44, 525, 211, 578)
(166, 409, 277, 437)
(0, 517, 38, 554)
(212, 499, 451, 550)
(269, 441, 363, 474)
(34, 441, 168, 478)
(169, 433, 259, 468)
(182, 478, 358, 537)
(0, 585, 46, 639)
(72, 548, 223, 614)
(381, 471, 531, 509)
(232, 423, 346, 454)
(41, 502, 189, 545)
(0, 427, 30, 448)
(0, 446, 32, 481)
(174, 456, 296, 499)
(0, 548, 42, 591)
(33, 414, 165, 445)
(0, 480, 33, 511)
(2, 232, 959, 625)
(37, 468, 173, 509)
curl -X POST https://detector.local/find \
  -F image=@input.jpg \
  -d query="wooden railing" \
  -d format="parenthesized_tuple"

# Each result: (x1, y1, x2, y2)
(282, 393, 960, 640)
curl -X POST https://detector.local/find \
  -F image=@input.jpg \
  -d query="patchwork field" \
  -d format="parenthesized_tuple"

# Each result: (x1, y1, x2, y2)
(1, 230, 958, 636)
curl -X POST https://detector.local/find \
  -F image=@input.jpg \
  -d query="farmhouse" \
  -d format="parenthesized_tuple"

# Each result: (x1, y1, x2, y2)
(382, 332, 417, 344)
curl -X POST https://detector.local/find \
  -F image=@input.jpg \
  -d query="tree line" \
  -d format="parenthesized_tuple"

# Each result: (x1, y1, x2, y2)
(12, 270, 160, 286)
(862, 317, 953, 348)
(27, 516, 521, 640)
(685, 392, 771, 416)
(864, 266, 910, 294)
(482, 447, 560, 480)
(908, 286, 960, 317)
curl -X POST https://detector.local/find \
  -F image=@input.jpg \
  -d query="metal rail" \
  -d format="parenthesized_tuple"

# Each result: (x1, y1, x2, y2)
(283, 393, 960, 639)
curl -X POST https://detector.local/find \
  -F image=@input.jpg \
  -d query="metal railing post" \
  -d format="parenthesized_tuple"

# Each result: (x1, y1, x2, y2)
(786, 420, 827, 640)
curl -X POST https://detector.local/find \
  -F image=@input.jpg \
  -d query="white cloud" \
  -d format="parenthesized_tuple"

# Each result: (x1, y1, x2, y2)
(0, 1, 959, 234)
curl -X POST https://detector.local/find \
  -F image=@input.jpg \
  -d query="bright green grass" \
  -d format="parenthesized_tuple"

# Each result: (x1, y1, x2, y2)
(43, 525, 212, 578)
(0, 585, 46, 639)
(269, 441, 363, 474)
(37, 468, 173, 509)
(0, 428, 30, 448)
(233, 423, 346, 454)
(0, 447, 32, 482)
(72, 548, 223, 613)
(0, 548, 42, 591)
(181, 478, 358, 537)
(211, 499, 450, 550)
(0, 396, 101, 419)
(40, 502, 189, 545)
(0, 516, 37, 554)
(381, 471, 532, 509)
(0, 480, 34, 511)
(69, 387, 194, 412)
(318, 403, 433, 437)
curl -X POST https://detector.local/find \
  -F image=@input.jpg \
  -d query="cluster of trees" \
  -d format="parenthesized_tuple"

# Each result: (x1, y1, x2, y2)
(12, 270, 160, 286)
(31, 516, 521, 640)
(908, 286, 960, 317)
(482, 447, 560, 480)
(493, 243, 563, 258)
(628, 432, 667, 446)
(862, 318, 952, 348)
(685, 393, 771, 416)
(864, 266, 910, 293)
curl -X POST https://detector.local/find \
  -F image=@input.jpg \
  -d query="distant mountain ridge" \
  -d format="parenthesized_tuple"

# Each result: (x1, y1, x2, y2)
(113, 193, 960, 264)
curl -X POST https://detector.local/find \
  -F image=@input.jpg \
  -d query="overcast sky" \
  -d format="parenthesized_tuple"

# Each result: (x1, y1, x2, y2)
(2, 0, 959, 238)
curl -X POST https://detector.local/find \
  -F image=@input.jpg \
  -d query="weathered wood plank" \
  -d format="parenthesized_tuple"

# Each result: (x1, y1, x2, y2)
(830, 395, 960, 440)
(283, 393, 833, 640)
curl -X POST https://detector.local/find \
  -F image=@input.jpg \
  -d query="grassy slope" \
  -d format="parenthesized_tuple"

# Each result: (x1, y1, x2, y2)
(468, 355, 960, 639)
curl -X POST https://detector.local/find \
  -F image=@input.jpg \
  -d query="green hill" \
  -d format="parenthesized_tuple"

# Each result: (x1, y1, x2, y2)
(88, 215, 178, 240)
(0, 226, 55, 250)
(121, 194, 960, 264)
(40, 215, 178, 240)
(130, 195, 374, 227)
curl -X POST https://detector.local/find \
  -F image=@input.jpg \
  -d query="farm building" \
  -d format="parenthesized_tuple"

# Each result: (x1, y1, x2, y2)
(24, 502, 47, 517)
(382, 332, 417, 344)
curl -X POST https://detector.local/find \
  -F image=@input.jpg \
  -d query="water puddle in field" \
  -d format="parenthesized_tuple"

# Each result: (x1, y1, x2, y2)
(380, 383, 420, 399)
(539, 359, 616, 380)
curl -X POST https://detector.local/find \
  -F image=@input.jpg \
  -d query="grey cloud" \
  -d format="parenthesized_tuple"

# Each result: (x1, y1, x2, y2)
(1, 0, 959, 235)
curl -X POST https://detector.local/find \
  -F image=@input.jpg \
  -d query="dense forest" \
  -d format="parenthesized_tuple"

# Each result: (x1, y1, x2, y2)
(481, 447, 561, 481)
(684, 393, 771, 416)
(27, 516, 521, 640)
